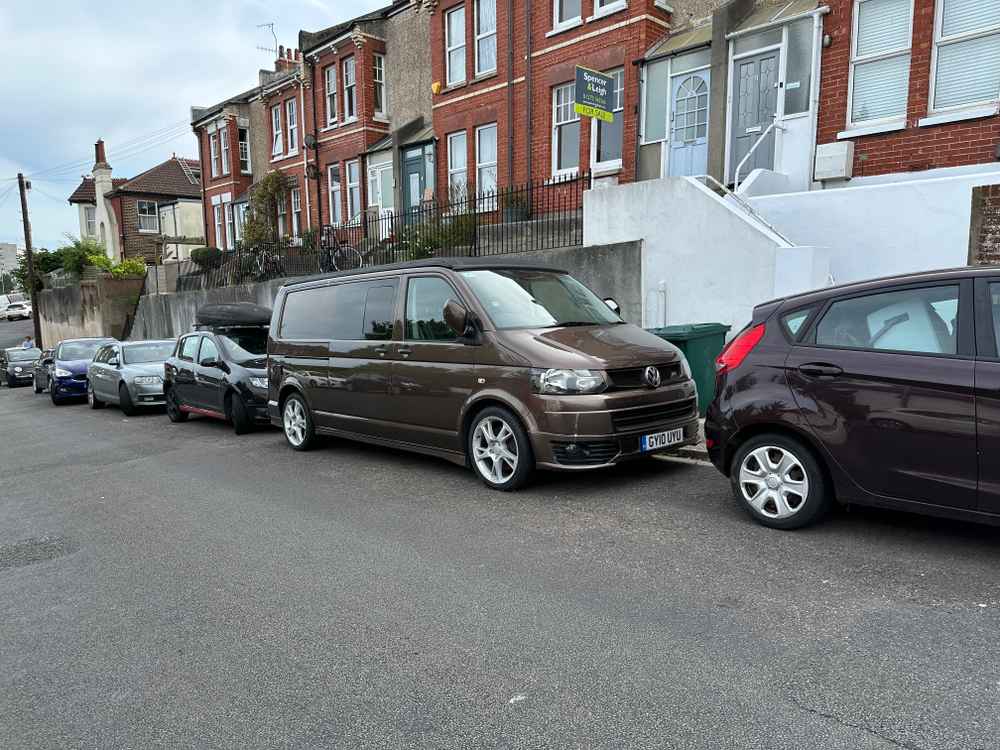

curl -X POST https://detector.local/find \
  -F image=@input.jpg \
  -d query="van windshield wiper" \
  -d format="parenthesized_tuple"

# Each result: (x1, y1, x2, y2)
(552, 321, 599, 327)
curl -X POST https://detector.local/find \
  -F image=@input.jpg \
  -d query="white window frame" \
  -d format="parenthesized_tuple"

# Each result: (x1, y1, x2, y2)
(551, 82, 580, 178)
(367, 161, 395, 212)
(233, 203, 246, 243)
(286, 99, 299, 156)
(271, 105, 284, 157)
(346, 159, 362, 223)
(213, 204, 224, 247)
(590, 68, 625, 172)
(220, 125, 230, 175)
(276, 197, 288, 237)
(325, 65, 338, 126)
(209, 133, 220, 178)
(137, 200, 159, 234)
(343, 57, 357, 123)
(328, 164, 343, 225)
(590, 0, 627, 21)
(224, 202, 235, 248)
(475, 123, 498, 207)
(238, 127, 251, 174)
(447, 131, 468, 201)
(475, 0, 497, 76)
(373, 53, 387, 118)
(291, 188, 302, 237)
(847, 0, 915, 129)
(84, 205, 96, 237)
(929, 0, 1000, 114)
(446, 6, 467, 87)
(552, 0, 582, 32)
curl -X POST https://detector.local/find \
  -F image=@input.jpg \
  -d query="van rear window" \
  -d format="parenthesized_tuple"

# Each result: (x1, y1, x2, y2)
(280, 280, 397, 341)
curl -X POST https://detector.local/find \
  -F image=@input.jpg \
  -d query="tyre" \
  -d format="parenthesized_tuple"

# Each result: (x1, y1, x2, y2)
(88, 383, 106, 409)
(33, 376, 42, 394)
(50, 385, 63, 406)
(730, 433, 831, 530)
(229, 392, 253, 435)
(118, 384, 137, 416)
(165, 387, 188, 423)
(5, 374, 14, 388)
(467, 406, 535, 491)
(282, 393, 316, 451)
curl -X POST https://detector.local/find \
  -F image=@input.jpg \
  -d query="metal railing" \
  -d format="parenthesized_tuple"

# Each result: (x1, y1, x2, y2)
(733, 120, 786, 192)
(691, 174, 794, 246)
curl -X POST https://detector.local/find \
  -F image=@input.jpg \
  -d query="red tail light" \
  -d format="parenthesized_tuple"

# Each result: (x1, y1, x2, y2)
(716, 323, 766, 374)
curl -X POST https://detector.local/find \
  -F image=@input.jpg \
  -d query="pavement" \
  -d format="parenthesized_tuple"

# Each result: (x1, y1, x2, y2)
(2, 349, 1000, 749)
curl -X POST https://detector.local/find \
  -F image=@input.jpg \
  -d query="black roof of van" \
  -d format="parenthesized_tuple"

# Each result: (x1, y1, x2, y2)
(280, 257, 570, 288)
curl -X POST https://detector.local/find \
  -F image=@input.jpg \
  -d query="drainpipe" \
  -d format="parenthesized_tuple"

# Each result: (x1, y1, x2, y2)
(299, 73, 312, 231)
(309, 56, 324, 225)
(524, 0, 533, 184)
(506, 0, 514, 186)
(633, 58, 643, 180)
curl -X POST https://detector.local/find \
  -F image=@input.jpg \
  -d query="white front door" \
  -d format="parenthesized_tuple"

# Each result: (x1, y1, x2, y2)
(667, 69, 710, 177)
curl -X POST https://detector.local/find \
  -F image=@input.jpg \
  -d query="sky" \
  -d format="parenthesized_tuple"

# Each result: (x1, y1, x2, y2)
(0, 0, 383, 252)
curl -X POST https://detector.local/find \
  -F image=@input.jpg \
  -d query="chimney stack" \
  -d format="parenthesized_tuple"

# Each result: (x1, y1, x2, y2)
(275, 45, 301, 72)
(94, 139, 110, 170)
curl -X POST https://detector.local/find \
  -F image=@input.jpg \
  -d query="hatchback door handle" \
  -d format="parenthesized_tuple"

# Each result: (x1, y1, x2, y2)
(798, 363, 843, 378)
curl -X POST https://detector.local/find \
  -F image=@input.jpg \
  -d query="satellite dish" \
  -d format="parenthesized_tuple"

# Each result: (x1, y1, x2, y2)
(304, 134, 318, 150)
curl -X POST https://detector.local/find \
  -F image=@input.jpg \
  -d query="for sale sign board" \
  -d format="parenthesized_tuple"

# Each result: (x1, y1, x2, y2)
(574, 66, 615, 123)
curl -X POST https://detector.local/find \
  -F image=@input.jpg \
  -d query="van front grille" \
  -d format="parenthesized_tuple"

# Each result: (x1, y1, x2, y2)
(607, 363, 682, 390)
(551, 440, 620, 465)
(610, 398, 697, 433)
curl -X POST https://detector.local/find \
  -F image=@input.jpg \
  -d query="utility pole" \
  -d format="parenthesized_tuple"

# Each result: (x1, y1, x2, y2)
(17, 173, 43, 348)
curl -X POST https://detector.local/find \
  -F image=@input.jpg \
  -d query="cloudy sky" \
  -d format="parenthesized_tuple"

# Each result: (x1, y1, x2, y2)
(0, 0, 383, 251)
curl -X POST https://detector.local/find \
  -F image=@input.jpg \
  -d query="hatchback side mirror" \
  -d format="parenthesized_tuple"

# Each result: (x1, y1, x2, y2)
(443, 298, 472, 338)
(603, 297, 621, 315)
(201, 358, 220, 369)
(42, 358, 53, 366)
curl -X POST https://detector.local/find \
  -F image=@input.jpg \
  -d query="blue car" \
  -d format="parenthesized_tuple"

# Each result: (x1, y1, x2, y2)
(47, 337, 117, 405)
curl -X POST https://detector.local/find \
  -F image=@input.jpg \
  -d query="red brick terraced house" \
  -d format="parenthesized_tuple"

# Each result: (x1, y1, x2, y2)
(427, 0, 673, 197)
(69, 140, 203, 263)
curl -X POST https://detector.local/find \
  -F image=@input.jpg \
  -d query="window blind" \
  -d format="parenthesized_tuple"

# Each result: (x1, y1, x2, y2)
(856, 0, 912, 57)
(934, 33, 1000, 109)
(853, 54, 910, 121)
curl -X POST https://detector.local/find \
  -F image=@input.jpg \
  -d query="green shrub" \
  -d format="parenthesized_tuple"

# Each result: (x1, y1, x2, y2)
(190, 247, 223, 269)
(109, 258, 147, 278)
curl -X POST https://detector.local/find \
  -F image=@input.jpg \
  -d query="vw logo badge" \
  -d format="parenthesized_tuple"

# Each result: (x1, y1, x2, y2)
(643, 365, 661, 388)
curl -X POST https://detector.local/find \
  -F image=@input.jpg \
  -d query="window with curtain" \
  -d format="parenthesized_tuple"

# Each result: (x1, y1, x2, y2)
(476, 0, 497, 75)
(849, 0, 913, 125)
(555, 0, 581, 27)
(343, 57, 357, 121)
(220, 126, 230, 174)
(476, 124, 498, 208)
(373, 54, 387, 115)
(276, 198, 287, 237)
(446, 7, 466, 86)
(328, 164, 342, 225)
(552, 82, 580, 175)
(286, 99, 298, 154)
(84, 206, 96, 237)
(209, 133, 220, 178)
(238, 128, 251, 173)
(346, 160, 361, 222)
(291, 188, 302, 237)
(271, 105, 283, 155)
(447, 131, 468, 201)
(932, 0, 1000, 111)
(325, 65, 338, 125)
(594, 69, 625, 167)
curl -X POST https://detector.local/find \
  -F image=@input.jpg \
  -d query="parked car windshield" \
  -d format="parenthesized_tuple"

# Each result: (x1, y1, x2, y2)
(218, 328, 268, 365)
(460, 269, 622, 329)
(8, 348, 41, 361)
(57, 340, 108, 361)
(123, 341, 175, 364)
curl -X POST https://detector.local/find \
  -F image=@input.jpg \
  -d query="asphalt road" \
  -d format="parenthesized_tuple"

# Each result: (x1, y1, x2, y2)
(2, 374, 1000, 749)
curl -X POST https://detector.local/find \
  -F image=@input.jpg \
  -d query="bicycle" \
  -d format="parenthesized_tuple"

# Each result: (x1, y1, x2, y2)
(319, 227, 365, 273)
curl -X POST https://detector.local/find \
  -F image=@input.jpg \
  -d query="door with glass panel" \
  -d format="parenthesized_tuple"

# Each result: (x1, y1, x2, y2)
(730, 50, 779, 178)
(668, 69, 710, 177)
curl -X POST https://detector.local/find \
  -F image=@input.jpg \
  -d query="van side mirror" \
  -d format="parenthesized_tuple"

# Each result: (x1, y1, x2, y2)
(443, 298, 471, 338)
(603, 298, 621, 315)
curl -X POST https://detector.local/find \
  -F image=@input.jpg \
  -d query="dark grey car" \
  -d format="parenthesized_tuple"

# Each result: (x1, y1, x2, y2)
(2, 347, 41, 387)
(87, 340, 175, 415)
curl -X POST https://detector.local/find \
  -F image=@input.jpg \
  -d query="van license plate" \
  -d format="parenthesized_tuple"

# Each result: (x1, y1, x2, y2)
(641, 428, 685, 452)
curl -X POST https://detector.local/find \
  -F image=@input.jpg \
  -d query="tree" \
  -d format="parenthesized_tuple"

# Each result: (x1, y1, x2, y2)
(241, 171, 290, 247)
(12, 236, 107, 292)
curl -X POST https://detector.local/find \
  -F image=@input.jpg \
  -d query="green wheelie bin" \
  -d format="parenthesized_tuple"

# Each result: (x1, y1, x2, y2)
(646, 323, 731, 416)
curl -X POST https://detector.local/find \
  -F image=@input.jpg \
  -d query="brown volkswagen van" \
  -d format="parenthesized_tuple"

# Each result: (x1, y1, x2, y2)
(267, 259, 699, 490)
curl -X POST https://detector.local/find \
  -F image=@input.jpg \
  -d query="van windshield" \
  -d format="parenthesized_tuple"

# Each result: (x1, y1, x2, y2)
(460, 269, 621, 330)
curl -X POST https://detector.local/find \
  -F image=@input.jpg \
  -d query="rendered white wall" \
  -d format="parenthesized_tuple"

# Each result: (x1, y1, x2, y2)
(584, 177, 828, 332)
(748, 168, 1000, 284)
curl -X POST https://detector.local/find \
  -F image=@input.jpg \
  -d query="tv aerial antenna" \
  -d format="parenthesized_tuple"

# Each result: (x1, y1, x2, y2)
(256, 22, 278, 56)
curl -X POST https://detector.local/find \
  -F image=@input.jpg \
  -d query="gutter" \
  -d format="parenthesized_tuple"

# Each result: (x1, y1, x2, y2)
(309, 58, 323, 227)
(298, 73, 312, 231)
(724, 5, 830, 39)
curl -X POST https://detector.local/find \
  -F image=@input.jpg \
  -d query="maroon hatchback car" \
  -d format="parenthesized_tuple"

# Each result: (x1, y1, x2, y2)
(706, 267, 1000, 529)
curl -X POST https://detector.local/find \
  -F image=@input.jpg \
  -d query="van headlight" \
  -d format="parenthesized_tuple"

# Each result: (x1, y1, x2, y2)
(679, 355, 692, 380)
(530, 368, 607, 395)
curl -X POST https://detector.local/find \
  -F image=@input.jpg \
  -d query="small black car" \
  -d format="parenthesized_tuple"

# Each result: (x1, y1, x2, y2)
(163, 304, 271, 434)
(2, 347, 42, 387)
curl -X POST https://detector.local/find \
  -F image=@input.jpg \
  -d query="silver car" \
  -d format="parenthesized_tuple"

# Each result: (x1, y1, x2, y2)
(87, 340, 175, 415)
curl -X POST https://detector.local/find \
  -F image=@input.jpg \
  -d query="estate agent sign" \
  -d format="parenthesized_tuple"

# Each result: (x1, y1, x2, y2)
(574, 66, 615, 123)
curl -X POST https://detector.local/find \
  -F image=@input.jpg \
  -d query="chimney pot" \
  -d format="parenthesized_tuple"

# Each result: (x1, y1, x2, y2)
(94, 139, 107, 167)
(278, 44, 284, 57)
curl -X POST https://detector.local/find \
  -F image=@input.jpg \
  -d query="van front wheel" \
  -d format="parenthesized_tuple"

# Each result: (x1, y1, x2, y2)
(468, 407, 534, 491)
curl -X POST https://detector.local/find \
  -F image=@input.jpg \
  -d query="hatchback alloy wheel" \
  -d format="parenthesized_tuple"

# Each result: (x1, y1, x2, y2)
(738, 446, 809, 519)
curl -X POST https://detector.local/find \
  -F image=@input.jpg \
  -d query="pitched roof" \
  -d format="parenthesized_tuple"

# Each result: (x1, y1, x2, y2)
(68, 177, 128, 204)
(299, 1, 401, 53)
(191, 85, 259, 126)
(111, 157, 202, 198)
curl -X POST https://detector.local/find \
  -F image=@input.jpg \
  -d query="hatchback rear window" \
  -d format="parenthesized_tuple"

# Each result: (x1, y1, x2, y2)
(780, 308, 813, 339)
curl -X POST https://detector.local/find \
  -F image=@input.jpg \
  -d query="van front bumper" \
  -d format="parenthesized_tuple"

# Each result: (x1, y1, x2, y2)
(527, 380, 701, 471)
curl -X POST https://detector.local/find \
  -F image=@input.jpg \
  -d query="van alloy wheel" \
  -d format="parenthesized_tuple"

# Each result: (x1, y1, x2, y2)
(738, 446, 810, 520)
(472, 416, 519, 484)
(284, 398, 308, 447)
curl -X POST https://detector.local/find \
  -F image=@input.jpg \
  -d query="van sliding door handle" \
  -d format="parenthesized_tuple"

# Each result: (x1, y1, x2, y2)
(374, 345, 389, 357)
(798, 363, 843, 378)
(397, 347, 413, 358)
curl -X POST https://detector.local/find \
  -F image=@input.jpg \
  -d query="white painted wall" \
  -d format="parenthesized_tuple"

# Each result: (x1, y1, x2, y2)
(584, 177, 829, 332)
(748, 168, 1000, 284)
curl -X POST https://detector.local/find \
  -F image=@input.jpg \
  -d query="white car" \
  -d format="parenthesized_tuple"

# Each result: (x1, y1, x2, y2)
(2, 302, 32, 321)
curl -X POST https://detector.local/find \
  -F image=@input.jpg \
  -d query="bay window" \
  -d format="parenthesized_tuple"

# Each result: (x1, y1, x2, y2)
(476, 0, 497, 76)
(225, 203, 235, 248)
(848, 0, 913, 126)
(931, 0, 1000, 112)
(213, 204, 224, 248)
(446, 6, 467, 86)
(552, 82, 580, 176)
(209, 133, 220, 178)
(238, 127, 251, 173)
(220, 125, 230, 175)
(343, 57, 357, 121)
